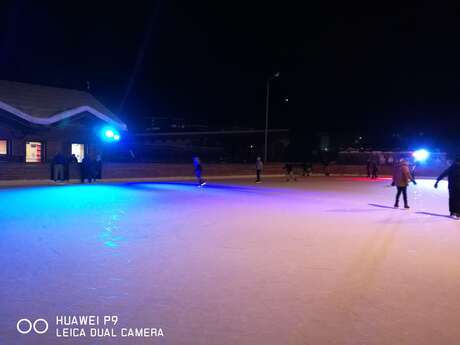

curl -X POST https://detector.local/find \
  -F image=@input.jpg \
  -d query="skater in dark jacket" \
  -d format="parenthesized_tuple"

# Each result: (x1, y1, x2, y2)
(371, 159, 379, 179)
(193, 157, 206, 186)
(366, 159, 372, 178)
(392, 159, 416, 209)
(255, 157, 263, 183)
(434, 157, 460, 219)
(302, 162, 312, 176)
(284, 163, 297, 181)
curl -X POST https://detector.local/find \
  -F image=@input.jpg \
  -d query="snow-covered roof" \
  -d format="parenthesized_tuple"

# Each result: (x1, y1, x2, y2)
(0, 80, 127, 130)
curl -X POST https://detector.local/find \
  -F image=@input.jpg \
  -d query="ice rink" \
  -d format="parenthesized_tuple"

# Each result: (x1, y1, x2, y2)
(1, 177, 460, 345)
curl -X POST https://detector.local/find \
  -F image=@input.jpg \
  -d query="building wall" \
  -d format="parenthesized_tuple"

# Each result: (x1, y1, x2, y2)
(11, 138, 25, 161)
(0, 115, 108, 163)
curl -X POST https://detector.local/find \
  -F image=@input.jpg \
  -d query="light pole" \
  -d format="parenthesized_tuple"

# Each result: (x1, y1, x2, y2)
(264, 72, 280, 162)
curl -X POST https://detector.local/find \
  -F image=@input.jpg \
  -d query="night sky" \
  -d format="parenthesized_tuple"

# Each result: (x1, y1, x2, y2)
(1, 1, 459, 149)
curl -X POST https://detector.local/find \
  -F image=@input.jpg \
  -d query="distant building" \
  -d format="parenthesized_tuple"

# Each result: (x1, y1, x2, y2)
(0, 80, 126, 163)
(131, 128, 289, 162)
(141, 116, 209, 133)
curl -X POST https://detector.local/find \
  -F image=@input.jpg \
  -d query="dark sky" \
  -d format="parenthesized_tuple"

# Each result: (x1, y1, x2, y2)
(0, 1, 460, 147)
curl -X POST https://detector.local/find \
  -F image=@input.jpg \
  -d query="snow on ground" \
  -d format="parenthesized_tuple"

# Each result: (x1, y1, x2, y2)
(0, 177, 459, 345)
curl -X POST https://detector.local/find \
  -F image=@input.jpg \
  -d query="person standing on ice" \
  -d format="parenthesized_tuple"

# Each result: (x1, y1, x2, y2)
(52, 152, 65, 182)
(94, 154, 103, 181)
(392, 158, 416, 209)
(193, 156, 206, 187)
(434, 157, 460, 219)
(80, 155, 94, 183)
(255, 157, 263, 183)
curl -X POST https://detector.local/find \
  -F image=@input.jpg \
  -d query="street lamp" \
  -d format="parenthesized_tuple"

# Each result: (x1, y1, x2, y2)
(264, 72, 280, 162)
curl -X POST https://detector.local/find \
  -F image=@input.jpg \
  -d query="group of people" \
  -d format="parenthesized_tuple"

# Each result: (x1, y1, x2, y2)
(193, 155, 460, 220)
(192, 156, 312, 186)
(52, 152, 102, 183)
(80, 154, 102, 183)
(258, 159, 310, 183)
(390, 157, 460, 219)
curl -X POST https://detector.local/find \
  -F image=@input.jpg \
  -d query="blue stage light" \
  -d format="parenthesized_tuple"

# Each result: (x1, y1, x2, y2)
(105, 129, 115, 138)
(101, 127, 121, 142)
(412, 149, 430, 162)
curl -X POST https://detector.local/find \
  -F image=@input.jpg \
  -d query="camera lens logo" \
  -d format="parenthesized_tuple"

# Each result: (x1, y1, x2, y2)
(16, 318, 48, 335)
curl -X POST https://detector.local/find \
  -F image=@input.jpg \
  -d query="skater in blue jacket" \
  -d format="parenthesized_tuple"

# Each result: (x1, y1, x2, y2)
(193, 157, 206, 187)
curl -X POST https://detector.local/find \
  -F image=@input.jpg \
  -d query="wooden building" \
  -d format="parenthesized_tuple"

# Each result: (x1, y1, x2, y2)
(0, 80, 126, 164)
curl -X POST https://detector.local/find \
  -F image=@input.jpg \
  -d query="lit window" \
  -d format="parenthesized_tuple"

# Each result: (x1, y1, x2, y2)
(0, 140, 7, 155)
(26, 142, 43, 163)
(71, 143, 85, 163)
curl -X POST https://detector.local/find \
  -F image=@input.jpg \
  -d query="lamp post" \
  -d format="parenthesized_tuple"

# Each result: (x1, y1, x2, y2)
(264, 72, 280, 162)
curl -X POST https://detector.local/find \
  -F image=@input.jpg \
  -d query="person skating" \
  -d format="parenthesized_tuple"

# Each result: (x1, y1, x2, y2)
(284, 163, 297, 181)
(392, 158, 416, 209)
(371, 159, 379, 179)
(302, 161, 312, 176)
(366, 158, 372, 178)
(434, 156, 460, 219)
(193, 156, 206, 187)
(255, 157, 263, 183)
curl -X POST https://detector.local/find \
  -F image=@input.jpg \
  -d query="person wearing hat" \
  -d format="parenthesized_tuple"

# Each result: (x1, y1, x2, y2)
(434, 156, 460, 219)
(392, 158, 416, 209)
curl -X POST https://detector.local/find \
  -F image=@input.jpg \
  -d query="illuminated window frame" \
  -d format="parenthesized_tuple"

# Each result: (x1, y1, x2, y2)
(71, 143, 85, 163)
(0, 139, 7, 155)
(26, 141, 44, 163)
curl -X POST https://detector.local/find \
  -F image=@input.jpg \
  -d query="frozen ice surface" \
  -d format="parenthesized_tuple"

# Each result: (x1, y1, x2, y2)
(1, 177, 460, 344)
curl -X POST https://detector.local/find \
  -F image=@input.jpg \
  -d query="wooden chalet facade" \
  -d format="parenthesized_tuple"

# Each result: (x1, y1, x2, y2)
(0, 80, 126, 165)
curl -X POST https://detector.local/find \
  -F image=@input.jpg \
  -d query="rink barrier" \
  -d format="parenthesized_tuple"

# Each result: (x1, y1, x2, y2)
(0, 163, 285, 181)
(0, 162, 446, 182)
(310, 163, 446, 177)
